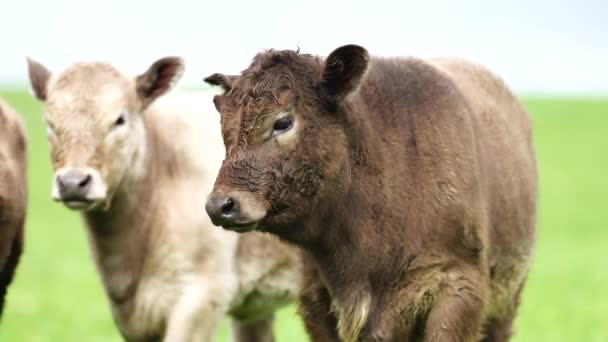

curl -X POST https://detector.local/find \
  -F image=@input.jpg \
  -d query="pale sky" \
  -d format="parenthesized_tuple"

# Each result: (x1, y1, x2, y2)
(1, 0, 607, 95)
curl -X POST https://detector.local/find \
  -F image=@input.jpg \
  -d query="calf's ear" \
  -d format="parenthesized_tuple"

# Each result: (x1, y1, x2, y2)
(320, 44, 369, 109)
(26, 57, 51, 102)
(204, 73, 238, 92)
(136, 57, 184, 109)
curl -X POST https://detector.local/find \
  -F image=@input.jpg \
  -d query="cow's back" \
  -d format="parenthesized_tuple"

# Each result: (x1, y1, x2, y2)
(0, 98, 27, 317)
(427, 59, 537, 254)
(360, 57, 537, 317)
(427, 58, 537, 314)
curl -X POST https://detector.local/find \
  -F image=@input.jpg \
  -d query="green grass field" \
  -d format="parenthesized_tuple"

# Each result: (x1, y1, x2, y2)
(0, 90, 606, 341)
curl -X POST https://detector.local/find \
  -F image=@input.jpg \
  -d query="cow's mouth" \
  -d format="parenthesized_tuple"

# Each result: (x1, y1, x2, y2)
(60, 198, 96, 211)
(220, 220, 259, 233)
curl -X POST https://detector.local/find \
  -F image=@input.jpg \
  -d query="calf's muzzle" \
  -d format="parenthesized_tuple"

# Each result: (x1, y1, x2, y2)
(206, 193, 240, 226)
(52, 167, 108, 210)
(205, 191, 264, 232)
(56, 169, 93, 202)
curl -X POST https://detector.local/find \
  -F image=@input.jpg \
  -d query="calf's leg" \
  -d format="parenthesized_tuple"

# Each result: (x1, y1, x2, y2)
(0, 227, 23, 319)
(481, 315, 515, 342)
(423, 273, 487, 342)
(298, 265, 340, 342)
(231, 315, 274, 342)
(163, 281, 233, 342)
(481, 280, 526, 342)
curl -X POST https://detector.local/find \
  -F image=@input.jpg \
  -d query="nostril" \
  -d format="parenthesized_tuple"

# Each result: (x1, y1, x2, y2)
(221, 198, 235, 216)
(57, 177, 66, 190)
(78, 174, 92, 188)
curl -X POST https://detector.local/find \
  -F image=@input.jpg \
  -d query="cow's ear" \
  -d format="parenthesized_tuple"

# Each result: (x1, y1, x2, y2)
(136, 57, 184, 109)
(26, 57, 51, 102)
(319, 45, 369, 109)
(204, 73, 238, 93)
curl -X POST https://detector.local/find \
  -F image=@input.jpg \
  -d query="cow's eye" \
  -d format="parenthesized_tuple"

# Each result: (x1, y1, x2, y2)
(44, 116, 57, 135)
(46, 122, 57, 136)
(113, 114, 126, 128)
(272, 116, 293, 135)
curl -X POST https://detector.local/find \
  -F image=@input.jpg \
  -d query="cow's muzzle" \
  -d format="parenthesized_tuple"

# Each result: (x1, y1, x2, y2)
(52, 167, 107, 210)
(205, 191, 266, 232)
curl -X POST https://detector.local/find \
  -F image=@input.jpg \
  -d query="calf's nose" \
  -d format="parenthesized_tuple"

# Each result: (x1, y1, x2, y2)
(56, 169, 93, 201)
(205, 193, 240, 227)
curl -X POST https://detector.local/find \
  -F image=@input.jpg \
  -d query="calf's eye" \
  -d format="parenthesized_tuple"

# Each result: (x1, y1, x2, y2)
(46, 123, 57, 136)
(272, 116, 293, 135)
(113, 114, 126, 127)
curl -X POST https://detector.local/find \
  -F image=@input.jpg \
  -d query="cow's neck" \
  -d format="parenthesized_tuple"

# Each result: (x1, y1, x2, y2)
(304, 106, 382, 282)
(82, 125, 160, 304)
(300, 181, 382, 341)
(301, 110, 393, 341)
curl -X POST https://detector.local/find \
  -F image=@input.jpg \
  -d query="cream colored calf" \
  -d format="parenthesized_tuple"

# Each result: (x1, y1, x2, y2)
(27, 57, 300, 342)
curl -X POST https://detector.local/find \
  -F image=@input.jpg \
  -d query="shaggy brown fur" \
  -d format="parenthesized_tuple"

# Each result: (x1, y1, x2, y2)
(206, 45, 537, 341)
(0, 98, 27, 320)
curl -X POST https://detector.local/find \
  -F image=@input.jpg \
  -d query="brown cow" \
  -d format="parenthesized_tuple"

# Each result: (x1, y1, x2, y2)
(204, 45, 537, 341)
(0, 98, 27, 320)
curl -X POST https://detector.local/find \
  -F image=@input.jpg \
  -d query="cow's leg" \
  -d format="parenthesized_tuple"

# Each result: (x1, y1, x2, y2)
(0, 227, 23, 319)
(481, 315, 515, 342)
(423, 272, 487, 342)
(163, 280, 234, 342)
(481, 279, 526, 342)
(299, 286, 340, 342)
(298, 259, 339, 342)
(231, 315, 275, 342)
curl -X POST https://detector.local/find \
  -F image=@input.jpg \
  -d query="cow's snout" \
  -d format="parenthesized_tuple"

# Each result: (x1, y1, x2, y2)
(206, 194, 239, 225)
(205, 191, 267, 232)
(57, 169, 93, 200)
(52, 167, 108, 210)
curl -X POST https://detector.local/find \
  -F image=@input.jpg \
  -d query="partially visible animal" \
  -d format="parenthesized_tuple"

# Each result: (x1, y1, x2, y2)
(204, 45, 537, 341)
(26, 57, 300, 341)
(0, 98, 27, 319)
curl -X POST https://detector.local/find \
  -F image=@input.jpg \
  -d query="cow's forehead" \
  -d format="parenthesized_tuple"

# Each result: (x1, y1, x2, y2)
(221, 91, 289, 137)
(53, 62, 129, 90)
(46, 63, 134, 122)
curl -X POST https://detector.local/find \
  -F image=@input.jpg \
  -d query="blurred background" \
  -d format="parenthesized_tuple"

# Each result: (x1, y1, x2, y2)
(0, 0, 606, 341)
